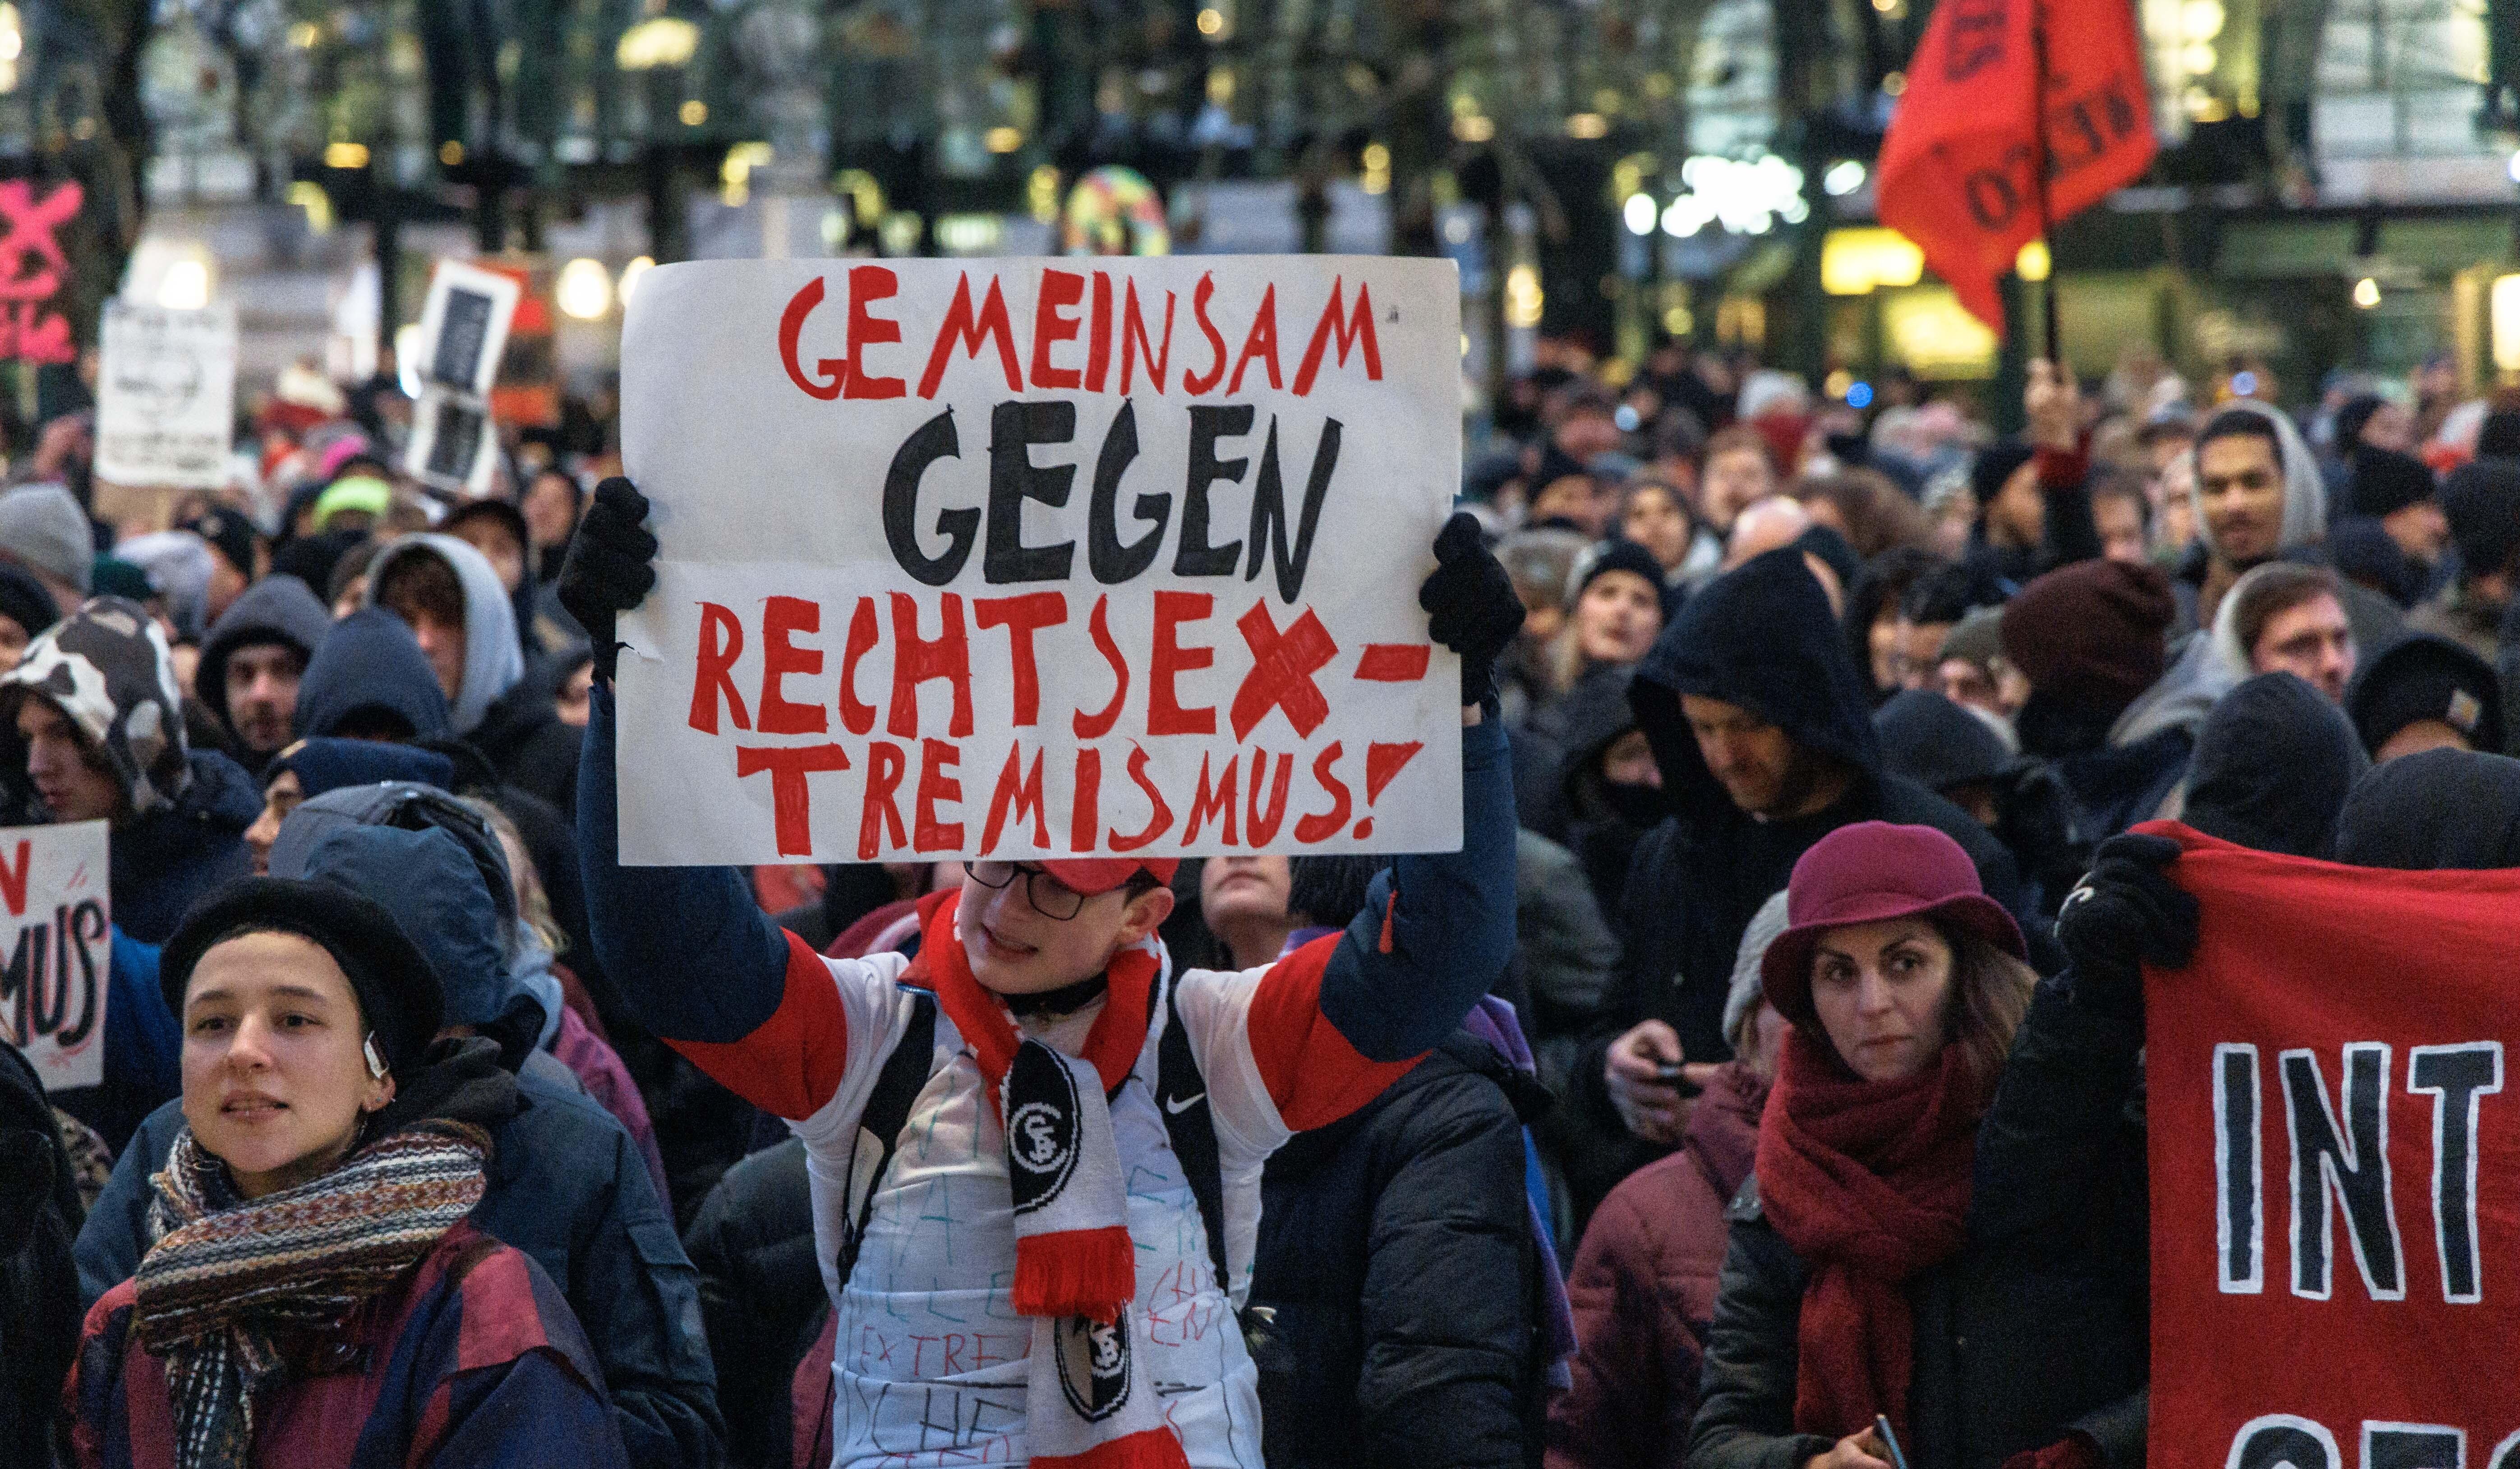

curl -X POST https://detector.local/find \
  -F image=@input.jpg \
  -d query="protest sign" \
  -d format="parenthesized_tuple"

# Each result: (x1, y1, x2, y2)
(412, 259, 521, 395)
(614, 256, 1462, 866)
(96, 300, 239, 490)
(2146, 827, 2520, 1468)
(406, 384, 497, 497)
(0, 820, 112, 1092)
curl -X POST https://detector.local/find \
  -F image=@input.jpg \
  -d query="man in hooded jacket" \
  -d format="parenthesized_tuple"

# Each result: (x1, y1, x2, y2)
(369, 533, 581, 814)
(2180, 672, 2369, 861)
(194, 573, 332, 775)
(295, 604, 456, 741)
(2171, 401, 2403, 653)
(74, 790, 724, 1469)
(1560, 549, 2037, 1223)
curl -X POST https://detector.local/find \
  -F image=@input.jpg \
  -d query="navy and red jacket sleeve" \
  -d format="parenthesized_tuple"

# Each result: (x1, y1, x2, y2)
(1244, 707, 1517, 1130)
(578, 685, 851, 1119)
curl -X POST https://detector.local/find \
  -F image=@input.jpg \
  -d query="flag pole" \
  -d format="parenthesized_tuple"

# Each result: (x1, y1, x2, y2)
(2030, 0, 2061, 366)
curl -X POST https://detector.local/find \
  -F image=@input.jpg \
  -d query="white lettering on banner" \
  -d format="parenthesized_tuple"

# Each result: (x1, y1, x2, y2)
(0, 820, 112, 1092)
(613, 257, 1462, 866)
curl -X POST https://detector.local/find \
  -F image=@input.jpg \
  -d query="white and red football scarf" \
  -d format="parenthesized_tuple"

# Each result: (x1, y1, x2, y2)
(917, 890, 1190, 1469)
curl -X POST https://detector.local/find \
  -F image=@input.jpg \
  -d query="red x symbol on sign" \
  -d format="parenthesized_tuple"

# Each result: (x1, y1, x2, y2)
(1230, 603, 1339, 743)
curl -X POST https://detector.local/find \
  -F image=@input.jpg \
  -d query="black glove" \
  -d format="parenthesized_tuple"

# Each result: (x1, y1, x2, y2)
(2055, 832, 2197, 1018)
(1419, 511, 1525, 706)
(557, 478, 659, 683)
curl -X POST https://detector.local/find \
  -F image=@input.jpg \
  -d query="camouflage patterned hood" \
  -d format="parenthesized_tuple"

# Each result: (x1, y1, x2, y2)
(0, 597, 190, 815)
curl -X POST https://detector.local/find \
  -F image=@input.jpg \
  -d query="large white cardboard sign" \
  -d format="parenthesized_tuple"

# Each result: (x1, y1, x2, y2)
(0, 820, 112, 1092)
(615, 256, 1463, 865)
(95, 301, 238, 490)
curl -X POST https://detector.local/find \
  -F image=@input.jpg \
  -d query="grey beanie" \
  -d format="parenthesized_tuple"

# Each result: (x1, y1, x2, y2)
(1724, 889, 1792, 1051)
(0, 484, 92, 594)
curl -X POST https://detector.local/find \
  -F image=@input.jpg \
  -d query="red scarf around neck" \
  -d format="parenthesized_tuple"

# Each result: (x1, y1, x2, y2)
(908, 889, 1160, 1106)
(1753, 1027, 1985, 1441)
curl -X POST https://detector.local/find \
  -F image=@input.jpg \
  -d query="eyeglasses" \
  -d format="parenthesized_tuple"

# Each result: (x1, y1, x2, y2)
(967, 861, 1095, 921)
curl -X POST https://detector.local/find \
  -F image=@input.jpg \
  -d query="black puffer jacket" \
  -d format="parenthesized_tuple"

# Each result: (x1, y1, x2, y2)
(684, 1137, 821, 1469)
(1559, 553, 2039, 1225)
(0, 1039, 83, 1469)
(1688, 979, 2150, 1469)
(1250, 1031, 1553, 1469)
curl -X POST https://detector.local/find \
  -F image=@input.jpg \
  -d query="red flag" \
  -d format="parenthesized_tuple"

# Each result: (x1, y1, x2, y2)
(1875, 0, 2156, 335)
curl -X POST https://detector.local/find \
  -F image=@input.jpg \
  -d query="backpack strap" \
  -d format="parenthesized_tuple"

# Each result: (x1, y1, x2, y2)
(1153, 972, 1231, 1294)
(834, 989, 938, 1289)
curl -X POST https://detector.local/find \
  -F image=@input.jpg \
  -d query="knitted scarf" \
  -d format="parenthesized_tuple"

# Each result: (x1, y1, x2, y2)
(130, 1120, 491, 1469)
(1754, 1029, 1983, 1441)
(911, 889, 1189, 1469)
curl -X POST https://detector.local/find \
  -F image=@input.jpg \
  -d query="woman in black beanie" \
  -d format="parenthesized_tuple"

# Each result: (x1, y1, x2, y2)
(64, 879, 627, 1469)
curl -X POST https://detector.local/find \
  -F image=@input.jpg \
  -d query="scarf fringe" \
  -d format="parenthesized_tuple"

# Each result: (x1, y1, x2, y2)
(1011, 1226, 1137, 1319)
(1032, 1426, 1194, 1469)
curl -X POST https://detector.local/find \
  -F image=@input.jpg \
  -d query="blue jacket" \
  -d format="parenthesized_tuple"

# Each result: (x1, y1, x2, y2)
(74, 1066, 723, 1469)
(109, 749, 258, 944)
(295, 606, 453, 741)
(48, 929, 178, 1153)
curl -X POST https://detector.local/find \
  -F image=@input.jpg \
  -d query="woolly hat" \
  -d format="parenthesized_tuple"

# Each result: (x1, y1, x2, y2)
(0, 484, 92, 593)
(2346, 634, 2504, 759)
(1937, 604, 2009, 670)
(2348, 447, 2436, 520)
(182, 507, 258, 581)
(2440, 460, 2520, 579)
(1571, 539, 1669, 608)
(313, 475, 392, 531)
(0, 562, 57, 642)
(1999, 559, 2176, 719)
(1724, 889, 1792, 1052)
(1760, 821, 2024, 1034)
(1970, 439, 2037, 505)
(1874, 687, 2014, 794)
(160, 877, 445, 1076)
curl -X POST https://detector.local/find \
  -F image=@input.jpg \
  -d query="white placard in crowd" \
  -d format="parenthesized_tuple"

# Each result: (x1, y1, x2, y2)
(0, 820, 112, 1092)
(405, 384, 498, 497)
(413, 260, 521, 396)
(94, 301, 238, 490)
(614, 256, 1463, 866)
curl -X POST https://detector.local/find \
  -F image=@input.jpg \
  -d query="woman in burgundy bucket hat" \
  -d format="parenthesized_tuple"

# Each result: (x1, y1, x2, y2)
(1688, 822, 2147, 1469)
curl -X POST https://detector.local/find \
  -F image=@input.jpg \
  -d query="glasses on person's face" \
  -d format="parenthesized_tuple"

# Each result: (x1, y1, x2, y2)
(967, 861, 1094, 921)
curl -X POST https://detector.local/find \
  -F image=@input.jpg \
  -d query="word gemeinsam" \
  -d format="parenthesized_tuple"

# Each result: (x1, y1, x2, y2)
(687, 589, 1432, 857)
(779, 267, 1385, 405)
(2211, 1041, 2505, 1305)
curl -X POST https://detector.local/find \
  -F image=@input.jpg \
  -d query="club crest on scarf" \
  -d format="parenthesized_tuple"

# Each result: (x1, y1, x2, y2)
(1008, 1040, 1084, 1215)
(1054, 1310, 1135, 1423)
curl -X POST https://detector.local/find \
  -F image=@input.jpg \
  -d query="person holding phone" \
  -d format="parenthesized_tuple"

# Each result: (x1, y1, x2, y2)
(1687, 822, 2145, 1469)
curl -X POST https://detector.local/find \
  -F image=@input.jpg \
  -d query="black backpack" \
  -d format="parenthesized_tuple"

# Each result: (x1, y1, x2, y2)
(832, 974, 1231, 1298)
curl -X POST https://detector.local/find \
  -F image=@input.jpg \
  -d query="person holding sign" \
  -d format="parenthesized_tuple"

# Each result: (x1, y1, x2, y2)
(1688, 821, 2146, 1469)
(64, 879, 627, 1469)
(562, 479, 1525, 1469)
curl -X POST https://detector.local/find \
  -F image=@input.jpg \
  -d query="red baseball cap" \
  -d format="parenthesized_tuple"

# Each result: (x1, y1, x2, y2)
(1038, 857, 1181, 896)
(1759, 821, 2023, 1032)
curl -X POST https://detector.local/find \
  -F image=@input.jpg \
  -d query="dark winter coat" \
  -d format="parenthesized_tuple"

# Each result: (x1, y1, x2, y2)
(1549, 1063, 1766, 1469)
(2183, 672, 2368, 860)
(70, 1220, 627, 1469)
(1, 1039, 81, 1469)
(106, 748, 258, 944)
(193, 575, 332, 767)
(1250, 1031, 1553, 1469)
(1560, 553, 2036, 1224)
(73, 1069, 723, 1469)
(469, 676, 582, 819)
(1688, 981, 2149, 1469)
(684, 1137, 822, 1469)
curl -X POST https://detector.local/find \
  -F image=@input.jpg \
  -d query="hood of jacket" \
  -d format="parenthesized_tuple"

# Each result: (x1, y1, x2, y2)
(2190, 400, 2326, 560)
(2110, 624, 2243, 750)
(2184, 672, 2369, 859)
(196, 576, 333, 747)
(295, 606, 453, 741)
(2334, 747, 2520, 870)
(270, 818, 530, 1040)
(1632, 548, 1880, 825)
(367, 534, 525, 736)
(0, 597, 191, 815)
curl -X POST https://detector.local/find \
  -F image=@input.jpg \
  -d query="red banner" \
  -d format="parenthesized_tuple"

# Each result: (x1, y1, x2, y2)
(1875, 0, 2156, 334)
(2146, 826, 2520, 1468)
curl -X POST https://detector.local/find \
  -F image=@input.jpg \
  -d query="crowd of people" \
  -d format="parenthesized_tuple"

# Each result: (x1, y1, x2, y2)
(0, 330, 2514, 1469)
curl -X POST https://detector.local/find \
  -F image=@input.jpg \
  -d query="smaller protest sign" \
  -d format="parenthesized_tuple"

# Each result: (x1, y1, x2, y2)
(0, 820, 112, 1092)
(405, 384, 498, 497)
(413, 260, 521, 396)
(95, 300, 239, 490)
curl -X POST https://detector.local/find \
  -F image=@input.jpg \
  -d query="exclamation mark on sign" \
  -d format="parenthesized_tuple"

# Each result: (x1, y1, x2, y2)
(1352, 741, 1425, 840)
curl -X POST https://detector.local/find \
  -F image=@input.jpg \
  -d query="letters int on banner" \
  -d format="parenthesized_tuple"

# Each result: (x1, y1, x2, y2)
(614, 257, 1464, 866)
(0, 820, 112, 1093)
(2142, 827, 2520, 1469)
